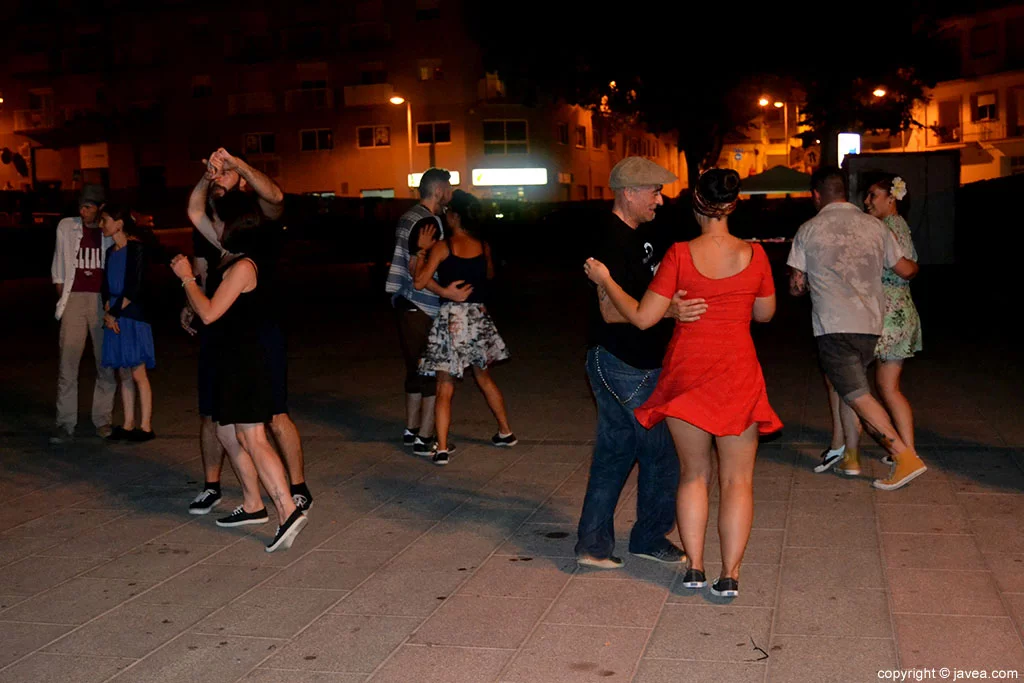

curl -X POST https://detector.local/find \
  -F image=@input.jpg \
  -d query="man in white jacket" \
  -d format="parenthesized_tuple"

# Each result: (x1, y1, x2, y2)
(50, 184, 116, 443)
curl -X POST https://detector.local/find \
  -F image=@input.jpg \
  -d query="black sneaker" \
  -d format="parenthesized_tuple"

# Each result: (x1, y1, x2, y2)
(710, 577, 739, 598)
(189, 488, 222, 515)
(292, 492, 313, 512)
(681, 568, 707, 589)
(631, 544, 687, 564)
(491, 432, 518, 447)
(126, 429, 156, 443)
(266, 509, 308, 553)
(403, 428, 419, 447)
(432, 449, 450, 466)
(412, 436, 435, 457)
(107, 426, 133, 441)
(216, 505, 269, 528)
(813, 449, 844, 473)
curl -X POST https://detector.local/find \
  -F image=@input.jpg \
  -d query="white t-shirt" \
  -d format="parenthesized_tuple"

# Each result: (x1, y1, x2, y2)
(787, 202, 902, 337)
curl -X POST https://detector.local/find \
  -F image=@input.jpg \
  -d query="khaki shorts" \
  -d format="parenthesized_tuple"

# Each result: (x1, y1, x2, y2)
(816, 333, 880, 401)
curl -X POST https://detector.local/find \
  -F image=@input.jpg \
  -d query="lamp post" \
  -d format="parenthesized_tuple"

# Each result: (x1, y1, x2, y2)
(390, 95, 413, 192)
(759, 96, 799, 168)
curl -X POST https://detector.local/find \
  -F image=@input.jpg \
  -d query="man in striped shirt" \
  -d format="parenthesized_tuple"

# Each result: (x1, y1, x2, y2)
(386, 168, 470, 455)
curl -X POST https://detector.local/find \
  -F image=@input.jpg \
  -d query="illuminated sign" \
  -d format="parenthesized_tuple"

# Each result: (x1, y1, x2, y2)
(471, 168, 548, 186)
(837, 133, 861, 169)
(407, 171, 461, 188)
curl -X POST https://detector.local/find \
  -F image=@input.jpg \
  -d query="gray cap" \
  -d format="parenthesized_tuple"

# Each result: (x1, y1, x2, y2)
(79, 184, 105, 207)
(609, 156, 678, 189)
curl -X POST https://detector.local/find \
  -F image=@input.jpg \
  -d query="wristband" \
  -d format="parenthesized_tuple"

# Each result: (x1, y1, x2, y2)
(181, 277, 197, 287)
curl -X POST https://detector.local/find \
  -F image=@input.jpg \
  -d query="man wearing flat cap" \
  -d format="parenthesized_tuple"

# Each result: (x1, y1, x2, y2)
(576, 157, 706, 569)
(49, 184, 116, 443)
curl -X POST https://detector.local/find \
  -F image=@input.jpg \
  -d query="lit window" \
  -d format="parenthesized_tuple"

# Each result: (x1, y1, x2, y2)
(575, 126, 586, 149)
(483, 120, 528, 155)
(416, 122, 451, 145)
(357, 125, 390, 148)
(975, 92, 997, 121)
(301, 128, 333, 151)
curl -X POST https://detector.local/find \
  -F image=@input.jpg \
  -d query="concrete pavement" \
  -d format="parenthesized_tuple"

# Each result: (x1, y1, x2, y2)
(1, 260, 1022, 682)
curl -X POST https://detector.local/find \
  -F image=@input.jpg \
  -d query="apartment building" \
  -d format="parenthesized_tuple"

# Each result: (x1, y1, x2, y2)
(866, 3, 1024, 183)
(0, 0, 684, 202)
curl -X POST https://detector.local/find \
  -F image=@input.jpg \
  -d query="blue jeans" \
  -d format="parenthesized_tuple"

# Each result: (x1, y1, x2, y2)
(576, 346, 680, 558)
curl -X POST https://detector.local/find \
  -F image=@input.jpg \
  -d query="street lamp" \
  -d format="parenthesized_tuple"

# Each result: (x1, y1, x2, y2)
(872, 88, 887, 98)
(759, 95, 794, 168)
(390, 95, 413, 191)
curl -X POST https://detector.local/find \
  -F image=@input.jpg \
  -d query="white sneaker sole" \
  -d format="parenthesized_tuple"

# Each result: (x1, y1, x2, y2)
(189, 501, 220, 515)
(492, 440, 518, 448)
(872, 465, 928, 491)
(710, 586, 739, 597)
(216, 516, 269, 528)
(681, 581, 707, 589)
(266, 514, 308, 552)
(835, 467, 861, 477)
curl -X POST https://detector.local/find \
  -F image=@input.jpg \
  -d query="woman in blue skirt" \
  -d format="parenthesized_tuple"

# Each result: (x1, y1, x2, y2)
(100, 204, 157, 442)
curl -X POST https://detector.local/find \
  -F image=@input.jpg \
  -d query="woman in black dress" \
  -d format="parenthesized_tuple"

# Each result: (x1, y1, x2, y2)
(170, 210, 306, 552)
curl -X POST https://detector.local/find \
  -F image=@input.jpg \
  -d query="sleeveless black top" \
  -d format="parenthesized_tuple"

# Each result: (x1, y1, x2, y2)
(435, 241, 488, 304)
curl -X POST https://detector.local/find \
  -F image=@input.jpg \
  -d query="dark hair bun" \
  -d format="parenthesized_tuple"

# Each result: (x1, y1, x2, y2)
(697, 169, 741, 204)
(449, 189, 483, 225)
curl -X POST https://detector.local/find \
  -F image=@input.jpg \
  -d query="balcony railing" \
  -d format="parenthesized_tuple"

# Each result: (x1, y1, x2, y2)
(285, 88, 335, 113)
(962, 121, 1007, 142)
(342, 83, 394, 107)
(13, 109, 63, 132)
(227, 92, 277, 116)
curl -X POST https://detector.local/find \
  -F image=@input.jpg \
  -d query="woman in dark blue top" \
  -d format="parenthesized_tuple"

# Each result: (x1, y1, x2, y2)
(413, 190, 516, 465)
(100, 204, 157, 442)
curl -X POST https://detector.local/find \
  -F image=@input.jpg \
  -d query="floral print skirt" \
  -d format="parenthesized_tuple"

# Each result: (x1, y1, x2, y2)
(875, 284, 923, 361)
(420, 302, 510, 379)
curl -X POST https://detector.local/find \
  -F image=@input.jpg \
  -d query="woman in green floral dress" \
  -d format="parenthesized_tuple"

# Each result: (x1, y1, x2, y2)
(819, 173, 922, 470)
(865, 173, 922, 453)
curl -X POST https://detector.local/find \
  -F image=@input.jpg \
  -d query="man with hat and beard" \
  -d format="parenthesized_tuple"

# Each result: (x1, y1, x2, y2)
(50, 184, 117, 443)
(575, 157, 707, 569)
(183, 148, 313, 520)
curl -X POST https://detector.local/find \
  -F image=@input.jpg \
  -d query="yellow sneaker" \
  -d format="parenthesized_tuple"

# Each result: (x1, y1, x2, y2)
(835, 449, 861, 476)
(873, 451, 928, 491)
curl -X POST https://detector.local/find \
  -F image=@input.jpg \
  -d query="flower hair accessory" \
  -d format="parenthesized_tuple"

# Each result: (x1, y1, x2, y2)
(891, 176, 907, 200)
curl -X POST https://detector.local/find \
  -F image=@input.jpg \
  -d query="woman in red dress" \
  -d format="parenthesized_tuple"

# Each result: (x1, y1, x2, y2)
(584, 168, 780, 598)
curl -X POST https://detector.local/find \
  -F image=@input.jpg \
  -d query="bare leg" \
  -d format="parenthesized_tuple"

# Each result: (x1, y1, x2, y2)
(201, 416, 226, 483)
(715, 423, 759, 580)
(235, 423, 297, 522)
(118, 367, 136, 430)
(876, 360, 914, 450)
(419, 396, 436, 439)
(470, 366, 512, 434)
(840, 400, 861, 455)
(216, 422, 263, 512)
(131, 365, 153, 432)
(405, 392, 422, 432)
(846, 393, 910, 456)
(269, 413, 305, 485)
(824, 375, 844, 450)
(666, 418, 714, 572)
(434, 372, 455, 451)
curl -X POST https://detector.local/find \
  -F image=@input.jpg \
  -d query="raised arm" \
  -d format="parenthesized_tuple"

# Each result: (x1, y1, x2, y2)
(584, 258, 671, 330)
(171, 254, 255, 325)
(188, 174, 222, 252)
(210, 148, 284, 220)
(414, 242, 448, 291)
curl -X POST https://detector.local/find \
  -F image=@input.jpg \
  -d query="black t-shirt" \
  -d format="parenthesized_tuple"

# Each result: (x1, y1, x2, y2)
(587, 212, 678, 370)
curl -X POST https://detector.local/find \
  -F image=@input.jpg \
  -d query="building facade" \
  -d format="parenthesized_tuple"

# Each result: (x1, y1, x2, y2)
(0, 0, 684, 203)
(865, 3, 1024, 183)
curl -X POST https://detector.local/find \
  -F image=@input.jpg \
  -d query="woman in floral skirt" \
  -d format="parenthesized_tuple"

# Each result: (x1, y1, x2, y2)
(413, 190, 516, 466)
(864, 173, 922, 457)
